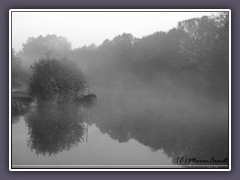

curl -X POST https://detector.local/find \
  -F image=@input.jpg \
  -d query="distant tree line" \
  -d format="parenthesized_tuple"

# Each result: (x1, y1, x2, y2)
(12, 12, 229, 100)
(12, 49, 30, 87)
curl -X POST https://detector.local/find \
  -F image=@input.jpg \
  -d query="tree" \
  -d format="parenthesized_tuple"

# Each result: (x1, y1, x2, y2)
(12, 49, 22, 85)
(29, 57, 86, 102)
(177, 13, 229, 98)
(12, 49, 29, 86)
(18, 34, 72, 70)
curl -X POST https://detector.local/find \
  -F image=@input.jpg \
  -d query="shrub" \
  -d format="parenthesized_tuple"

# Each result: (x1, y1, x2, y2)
(29, 57, 86, 102)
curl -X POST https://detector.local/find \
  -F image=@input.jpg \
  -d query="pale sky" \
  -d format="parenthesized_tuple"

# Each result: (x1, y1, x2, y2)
(11, 10, 217, 52)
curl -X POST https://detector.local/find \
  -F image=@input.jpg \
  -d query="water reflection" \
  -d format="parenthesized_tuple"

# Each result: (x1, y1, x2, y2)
(14, 92, 228, 166)
(12, 99, 31, 117)
(25, 102, 86, 156)
(89, 103, 228, 166)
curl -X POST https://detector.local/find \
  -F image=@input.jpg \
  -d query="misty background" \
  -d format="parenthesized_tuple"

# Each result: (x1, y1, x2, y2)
(11, 11, 229, 166)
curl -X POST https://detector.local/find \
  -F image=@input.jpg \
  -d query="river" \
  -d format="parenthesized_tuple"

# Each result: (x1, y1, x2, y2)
(11, 81, 229, 169)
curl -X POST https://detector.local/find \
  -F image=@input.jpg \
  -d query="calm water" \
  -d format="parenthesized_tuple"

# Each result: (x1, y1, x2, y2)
(12, 83, 229, 168)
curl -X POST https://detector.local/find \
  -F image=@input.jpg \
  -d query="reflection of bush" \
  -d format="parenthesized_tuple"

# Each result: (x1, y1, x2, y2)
(25, 102, 85, 156)
(12, 99, 30, 116)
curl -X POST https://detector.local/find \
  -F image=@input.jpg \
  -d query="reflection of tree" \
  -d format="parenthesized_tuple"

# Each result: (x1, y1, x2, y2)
(25, 102, 85, 156)
(91, 109, 228, 166)
(131, 116, 228, 166)
(99, 124, 130, 143)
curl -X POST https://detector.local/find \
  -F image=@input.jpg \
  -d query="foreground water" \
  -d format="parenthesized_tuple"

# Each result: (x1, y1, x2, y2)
(12, 83, 229, 168)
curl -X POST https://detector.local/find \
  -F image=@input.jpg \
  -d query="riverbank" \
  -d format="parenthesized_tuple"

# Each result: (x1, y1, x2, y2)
(12, 86, 32, 116)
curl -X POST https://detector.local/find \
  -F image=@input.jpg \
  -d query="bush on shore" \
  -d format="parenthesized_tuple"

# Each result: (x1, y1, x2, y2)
(29, 57, 86, 102)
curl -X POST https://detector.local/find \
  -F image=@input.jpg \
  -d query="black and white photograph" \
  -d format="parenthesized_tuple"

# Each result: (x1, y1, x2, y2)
(9, 9, 231, 171)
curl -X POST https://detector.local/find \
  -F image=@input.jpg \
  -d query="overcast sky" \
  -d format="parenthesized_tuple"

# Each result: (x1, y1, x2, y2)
(11, 11, 217, 52)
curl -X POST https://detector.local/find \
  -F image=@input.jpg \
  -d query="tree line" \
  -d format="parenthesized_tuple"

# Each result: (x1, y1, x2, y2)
(12, 12, 229, 100)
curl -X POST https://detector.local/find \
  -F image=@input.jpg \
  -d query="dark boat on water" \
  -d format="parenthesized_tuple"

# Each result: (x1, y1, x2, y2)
(74, 93, 97, 108)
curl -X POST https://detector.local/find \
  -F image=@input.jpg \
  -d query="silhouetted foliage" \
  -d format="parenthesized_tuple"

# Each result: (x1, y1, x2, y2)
(15, 13, 228, 101)
(177, 14, 229, 97)
(29, 57, 86, 102)
(90, 13, 228, 99)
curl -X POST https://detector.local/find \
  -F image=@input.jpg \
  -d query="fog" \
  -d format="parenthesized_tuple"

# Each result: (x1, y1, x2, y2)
(12, 11, 216, 52)
(11, 13, 229, 167)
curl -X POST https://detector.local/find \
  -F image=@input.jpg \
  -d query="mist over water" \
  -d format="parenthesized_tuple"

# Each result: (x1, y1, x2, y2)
(11, 13, 229, 168)
(89, 69, 228, 162)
